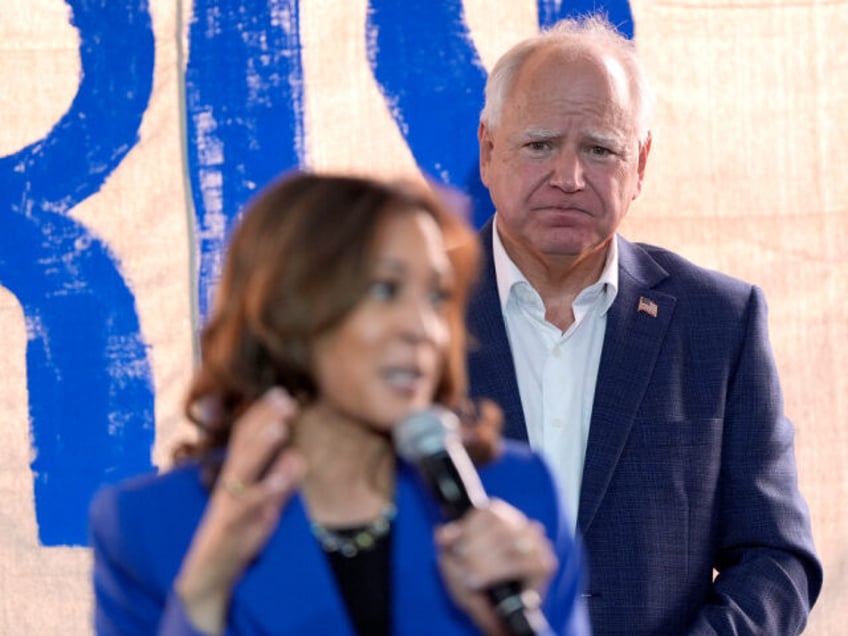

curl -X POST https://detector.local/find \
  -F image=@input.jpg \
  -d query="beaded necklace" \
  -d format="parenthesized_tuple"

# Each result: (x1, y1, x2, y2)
(310, 503, 397, 558)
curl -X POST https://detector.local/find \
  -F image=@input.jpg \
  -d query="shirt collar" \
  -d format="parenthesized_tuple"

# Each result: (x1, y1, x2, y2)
(492, 215, 620, 316)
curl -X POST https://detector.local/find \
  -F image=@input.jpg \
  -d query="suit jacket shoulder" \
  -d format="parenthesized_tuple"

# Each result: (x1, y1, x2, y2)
(89, 464, 210, 636)
(626, 239, 752, 304)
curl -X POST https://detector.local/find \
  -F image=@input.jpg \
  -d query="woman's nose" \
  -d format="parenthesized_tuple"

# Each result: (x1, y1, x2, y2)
(398, 294, 445, 344)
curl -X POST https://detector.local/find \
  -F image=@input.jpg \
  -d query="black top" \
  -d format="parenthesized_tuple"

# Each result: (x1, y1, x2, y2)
(324, 527, 392, 636)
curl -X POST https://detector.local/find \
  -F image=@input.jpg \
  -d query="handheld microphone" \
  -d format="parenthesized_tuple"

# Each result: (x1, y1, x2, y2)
(394, 407, 551, 636)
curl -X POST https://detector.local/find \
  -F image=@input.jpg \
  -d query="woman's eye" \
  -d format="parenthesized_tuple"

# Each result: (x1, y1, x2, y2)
(429, 286, 453, 308)
(369, 279, 399, 301)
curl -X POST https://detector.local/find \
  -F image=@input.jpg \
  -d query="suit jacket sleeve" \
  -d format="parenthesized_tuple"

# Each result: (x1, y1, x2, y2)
(90, 481, 209, 636)
(685, 285, 822, 634)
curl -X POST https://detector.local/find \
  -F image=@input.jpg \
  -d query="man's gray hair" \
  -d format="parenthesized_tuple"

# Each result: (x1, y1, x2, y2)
(480, 14, 655, 145)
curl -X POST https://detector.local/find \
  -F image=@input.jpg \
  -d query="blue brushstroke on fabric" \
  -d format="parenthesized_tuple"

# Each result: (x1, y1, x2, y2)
(538, 1, 633, 37)
(369, 0, 633, 228)
(0, 0, 156, 546)
(185, 0, 305, 322)
(367, 0, 489, 227)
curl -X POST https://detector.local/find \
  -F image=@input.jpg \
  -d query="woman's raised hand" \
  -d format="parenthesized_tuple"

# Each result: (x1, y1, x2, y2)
(175, 388, 305, 635)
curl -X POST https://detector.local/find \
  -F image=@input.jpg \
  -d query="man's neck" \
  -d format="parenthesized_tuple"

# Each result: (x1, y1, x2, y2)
(501, 235, 612, 332)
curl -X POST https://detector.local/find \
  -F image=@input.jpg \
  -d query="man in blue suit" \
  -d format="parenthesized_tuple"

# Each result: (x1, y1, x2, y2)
(466, 15, 822, 635)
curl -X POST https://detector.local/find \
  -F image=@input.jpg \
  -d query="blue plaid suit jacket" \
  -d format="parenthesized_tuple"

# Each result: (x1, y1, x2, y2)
(467, 219, 822, 635)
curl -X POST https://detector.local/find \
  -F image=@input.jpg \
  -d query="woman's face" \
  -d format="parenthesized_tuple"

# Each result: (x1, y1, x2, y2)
(310, 208, 454, 432)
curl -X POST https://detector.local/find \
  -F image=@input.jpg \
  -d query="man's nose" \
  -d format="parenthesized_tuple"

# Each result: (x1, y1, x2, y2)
(549, 150, 585, 192)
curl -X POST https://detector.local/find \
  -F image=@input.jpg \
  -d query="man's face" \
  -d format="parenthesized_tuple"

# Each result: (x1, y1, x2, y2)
(479, 48, 650, 266)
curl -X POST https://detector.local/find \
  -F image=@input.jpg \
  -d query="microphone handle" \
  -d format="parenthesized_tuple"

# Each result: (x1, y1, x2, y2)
(418, 447, 484, 520)
(419, 448, 552, 636)
(487, 581, 551, 636)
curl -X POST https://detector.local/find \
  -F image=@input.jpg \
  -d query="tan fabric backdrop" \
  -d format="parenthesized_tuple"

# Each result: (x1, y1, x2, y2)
(0, 0, 844, 633)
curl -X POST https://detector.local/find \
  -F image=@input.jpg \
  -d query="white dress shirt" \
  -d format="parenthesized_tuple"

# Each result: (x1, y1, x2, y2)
(492, 218, 619, 528)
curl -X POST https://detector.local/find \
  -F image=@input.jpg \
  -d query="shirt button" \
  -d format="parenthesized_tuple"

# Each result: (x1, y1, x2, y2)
(551, 346, 561, 358)
(551, 418, 564, 427)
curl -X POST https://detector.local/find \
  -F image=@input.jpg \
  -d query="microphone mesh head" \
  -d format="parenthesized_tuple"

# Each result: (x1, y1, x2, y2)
(394, 406, 460, 461)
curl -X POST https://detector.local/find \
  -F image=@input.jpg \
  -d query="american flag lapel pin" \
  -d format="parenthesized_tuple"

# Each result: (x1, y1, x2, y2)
(637, 296, 658, 318)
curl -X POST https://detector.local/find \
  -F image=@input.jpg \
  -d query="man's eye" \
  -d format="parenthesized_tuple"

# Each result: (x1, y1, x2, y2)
(526, 140, 551, 152)
(587, 145, 613, 157)
(369, 279, 399, 300)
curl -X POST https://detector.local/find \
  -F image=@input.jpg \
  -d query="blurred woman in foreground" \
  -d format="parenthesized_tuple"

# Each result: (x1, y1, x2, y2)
(89, 172, 589, 635)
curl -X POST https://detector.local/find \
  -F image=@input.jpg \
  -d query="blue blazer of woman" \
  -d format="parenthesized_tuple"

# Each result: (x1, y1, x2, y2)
(90, 440, 590, 635)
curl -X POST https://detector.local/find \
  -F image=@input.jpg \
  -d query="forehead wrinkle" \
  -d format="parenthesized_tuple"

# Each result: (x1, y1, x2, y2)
(517, 120, 628, 150)
(585, 129, 627, 148)
(519, 125, 561, 141)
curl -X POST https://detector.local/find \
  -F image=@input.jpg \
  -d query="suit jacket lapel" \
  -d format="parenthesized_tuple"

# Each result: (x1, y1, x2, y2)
(577, 238, 676, 534)
(230, 493, 356, 634)
(466, 219, 528, 441)
(228, 464, 469, 635)
(466, 226, 678, 535)
(392, 462, 474, 633)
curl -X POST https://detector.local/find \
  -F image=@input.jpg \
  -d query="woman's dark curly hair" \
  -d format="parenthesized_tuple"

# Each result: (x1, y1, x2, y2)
(174, 172, 487, 465)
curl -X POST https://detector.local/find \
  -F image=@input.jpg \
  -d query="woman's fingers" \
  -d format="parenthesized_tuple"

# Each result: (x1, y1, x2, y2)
(217, 387, 297, 496)
(435, 500, 558, 635)
(211, 387, 306, 534)
(254, 446, 306, 523)
(215, 447, 304, 522)
(436, 499, 558, 592)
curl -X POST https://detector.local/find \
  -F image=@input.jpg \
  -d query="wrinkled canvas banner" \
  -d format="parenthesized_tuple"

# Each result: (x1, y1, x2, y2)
(0, 0, 844, 633)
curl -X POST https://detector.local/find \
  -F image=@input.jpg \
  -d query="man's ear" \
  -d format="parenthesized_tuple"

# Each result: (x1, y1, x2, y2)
(478, 121, 493, 186)
(633, 131, 652, 199)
